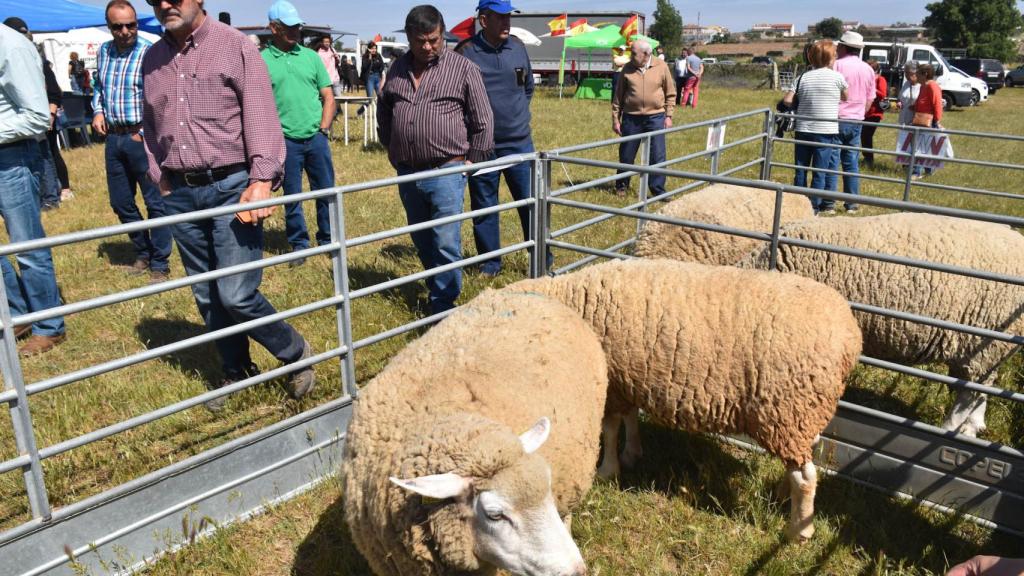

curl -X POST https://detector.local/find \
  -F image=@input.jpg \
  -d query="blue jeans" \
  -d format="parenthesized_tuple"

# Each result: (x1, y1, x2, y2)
(0, 140, 65, 337)
(105, 133, 173, 272)
(37, 140, 61, 207)
(828, 122, 861, 209)
(283, 133, 335, 249)
(161, 168, 304, 376)
(365, 73, 381, 98)
(617, 113, 667, 196)
(467, 141, 543, 275)
(794, 132, 838, 212)
(397, 162, 466, 314)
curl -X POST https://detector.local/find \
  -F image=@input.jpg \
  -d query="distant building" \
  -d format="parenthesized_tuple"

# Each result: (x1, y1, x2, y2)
(682, 23, 729, 44)
(750, 23, 796, 37)
(842, 21, 862, 31)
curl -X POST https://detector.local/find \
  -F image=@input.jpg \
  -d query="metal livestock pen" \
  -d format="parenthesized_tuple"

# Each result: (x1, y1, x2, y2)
(2, 108, 1023, 575)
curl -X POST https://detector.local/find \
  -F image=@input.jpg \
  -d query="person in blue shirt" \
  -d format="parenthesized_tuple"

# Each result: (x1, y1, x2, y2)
(457, 0, 550, 277)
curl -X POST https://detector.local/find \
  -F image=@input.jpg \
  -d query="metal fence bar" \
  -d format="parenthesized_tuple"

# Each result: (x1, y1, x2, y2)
(777, 112, 1024, 142)
(858, 356, 1024, 404)
(759, 110, 775, 181)
(849, 302, 1024, 345)
(636, 134, 651, 239)
(21, 435, 342, 576)
(0, 285, 51, 521)
(345, 199, 533, 249)
(329, 190, 358, 399)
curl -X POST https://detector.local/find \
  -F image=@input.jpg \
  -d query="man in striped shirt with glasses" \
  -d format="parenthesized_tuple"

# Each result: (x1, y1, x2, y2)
(92, 0, 172, 284)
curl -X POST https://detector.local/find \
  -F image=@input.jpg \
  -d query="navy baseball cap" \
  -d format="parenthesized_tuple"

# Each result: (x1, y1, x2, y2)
(476, 0, 519, 14)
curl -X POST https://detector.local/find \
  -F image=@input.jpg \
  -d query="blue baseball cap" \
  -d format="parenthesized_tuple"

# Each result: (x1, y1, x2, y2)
(268, 0, 305, 26)
(476, 0, 519, 14)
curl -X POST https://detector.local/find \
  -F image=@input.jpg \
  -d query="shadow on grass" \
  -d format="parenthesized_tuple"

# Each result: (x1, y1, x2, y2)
(97, 240, 138, 267)
(347, 245, 427, 314)
(623, 420, 1024, 573)
(292, 493, 370, 576)
(136, 318, 222, 384)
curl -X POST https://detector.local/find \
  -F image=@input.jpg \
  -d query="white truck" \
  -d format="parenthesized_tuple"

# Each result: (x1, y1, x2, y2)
(862, 41, 975, 110)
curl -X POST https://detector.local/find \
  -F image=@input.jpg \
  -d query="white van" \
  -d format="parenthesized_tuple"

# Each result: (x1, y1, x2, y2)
(862, 41, 974, 109)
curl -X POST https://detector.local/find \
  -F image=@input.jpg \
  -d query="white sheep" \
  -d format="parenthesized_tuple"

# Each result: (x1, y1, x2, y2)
(342, 290, 608, 576)
(510, 259, 863, 541)
(741, 212, 1024, 437)
(634, 183, 814, 264)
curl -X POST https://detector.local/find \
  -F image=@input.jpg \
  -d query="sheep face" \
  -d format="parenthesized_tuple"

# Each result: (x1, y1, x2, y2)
(391, 419, 587, 576)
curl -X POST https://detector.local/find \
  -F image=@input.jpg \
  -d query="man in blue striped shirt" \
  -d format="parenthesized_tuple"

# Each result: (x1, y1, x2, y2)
(92, 0, 172, 283)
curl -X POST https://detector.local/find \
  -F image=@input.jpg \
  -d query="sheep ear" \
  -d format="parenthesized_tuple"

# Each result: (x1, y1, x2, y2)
(519, 417, 551, 454)
(390, 473, 471, 500)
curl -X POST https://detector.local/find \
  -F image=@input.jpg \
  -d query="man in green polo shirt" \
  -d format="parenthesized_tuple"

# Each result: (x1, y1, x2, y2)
(262, 0, 336, 267)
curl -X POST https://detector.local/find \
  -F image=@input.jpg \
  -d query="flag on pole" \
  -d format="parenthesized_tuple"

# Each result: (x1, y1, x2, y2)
(548, 13, 567, 36)
(373, 33, 383, 42)
(568, 18, 588, 36)
(620, 14, 638, 41)
(450, 16, 475, 40)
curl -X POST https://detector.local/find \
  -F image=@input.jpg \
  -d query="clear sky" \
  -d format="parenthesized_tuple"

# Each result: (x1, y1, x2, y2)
(77, 0, 1024, 41)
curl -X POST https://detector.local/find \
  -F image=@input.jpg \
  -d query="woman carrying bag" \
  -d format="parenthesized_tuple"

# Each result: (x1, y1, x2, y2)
(908, 63, 945, 179)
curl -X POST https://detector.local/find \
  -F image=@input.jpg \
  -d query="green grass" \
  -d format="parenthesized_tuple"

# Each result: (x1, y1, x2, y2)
(3, 85, 1024, 574)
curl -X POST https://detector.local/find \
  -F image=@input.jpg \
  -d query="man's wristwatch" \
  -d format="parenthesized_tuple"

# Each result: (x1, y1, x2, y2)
(318, 127, 330, 137)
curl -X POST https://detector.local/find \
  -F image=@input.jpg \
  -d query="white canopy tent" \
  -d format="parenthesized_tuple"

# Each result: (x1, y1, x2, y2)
(34, 27, 161, 93)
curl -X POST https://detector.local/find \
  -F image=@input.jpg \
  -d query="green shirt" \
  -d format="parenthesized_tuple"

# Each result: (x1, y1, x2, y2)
(261, 43, 332, 139)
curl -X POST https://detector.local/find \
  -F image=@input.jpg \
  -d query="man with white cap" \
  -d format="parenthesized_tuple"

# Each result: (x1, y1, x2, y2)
(830, 30, 875, 213)
(262, 0, 336, 265)
(456, 0, 549, 277)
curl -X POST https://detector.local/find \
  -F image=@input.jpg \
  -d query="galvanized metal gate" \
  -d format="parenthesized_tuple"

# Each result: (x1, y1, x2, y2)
(2, 108, 1022, 575)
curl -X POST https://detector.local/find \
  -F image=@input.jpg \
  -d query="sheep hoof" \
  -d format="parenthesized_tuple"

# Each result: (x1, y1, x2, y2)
(596, 461, 620, 480)
(620, 446, 643, 469)
(785, 522, 814, 543)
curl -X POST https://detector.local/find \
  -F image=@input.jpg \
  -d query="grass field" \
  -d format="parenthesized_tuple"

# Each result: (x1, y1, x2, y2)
(4, 83, 1024, 575)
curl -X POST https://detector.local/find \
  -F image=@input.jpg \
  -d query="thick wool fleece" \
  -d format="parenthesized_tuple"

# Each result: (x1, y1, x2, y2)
(342, 290, 608, 576)
(742, 213, 1024, 382)
(634, 184, 814, 264)
(510, 259, 862, 467)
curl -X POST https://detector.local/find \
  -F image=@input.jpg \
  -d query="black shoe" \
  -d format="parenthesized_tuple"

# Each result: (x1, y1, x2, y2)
(41, 202, 60, 212)
(205, 362, 260, 412)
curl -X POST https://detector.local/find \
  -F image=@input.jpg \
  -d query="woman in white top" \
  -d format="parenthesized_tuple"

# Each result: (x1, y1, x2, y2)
(896, 61, 924, 177)
(782, 40, 848, 214)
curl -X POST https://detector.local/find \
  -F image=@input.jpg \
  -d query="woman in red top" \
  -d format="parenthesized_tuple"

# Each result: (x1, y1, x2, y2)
(862, 59, 888, 166)
(912, 63, 943, 129)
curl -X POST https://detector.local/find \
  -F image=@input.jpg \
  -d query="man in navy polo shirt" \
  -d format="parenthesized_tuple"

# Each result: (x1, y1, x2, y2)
(457, 0, 548, 277)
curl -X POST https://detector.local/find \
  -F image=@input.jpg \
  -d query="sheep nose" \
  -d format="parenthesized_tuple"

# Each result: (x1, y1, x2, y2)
(567, 562, 587, 576)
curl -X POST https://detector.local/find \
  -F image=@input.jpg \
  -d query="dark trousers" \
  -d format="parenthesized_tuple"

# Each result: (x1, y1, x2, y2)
(862, 117, 881, 164)
(46, 129, 69, 189)
(617, 113, 667, 196)
(162, 168, 304, 376)
(105, 133, 173, 272)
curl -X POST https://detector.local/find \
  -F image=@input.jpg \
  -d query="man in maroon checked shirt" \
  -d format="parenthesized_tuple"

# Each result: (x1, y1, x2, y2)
(141, 0, 314, 412)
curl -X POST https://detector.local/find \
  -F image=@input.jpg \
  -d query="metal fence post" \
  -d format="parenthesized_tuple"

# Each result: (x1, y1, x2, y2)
(760, 111, 775, 181)
(327, 190, 358, 399)
(533, 154, 551, 278)
(903, 127, 919, 203)
(768, 187, 785, 270)
(710, 121, 723, 176)
(636, 135, 651, 238)
(0, 286, 52, 521)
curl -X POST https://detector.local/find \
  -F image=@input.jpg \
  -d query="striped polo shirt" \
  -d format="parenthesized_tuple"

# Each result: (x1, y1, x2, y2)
(794, 67, 848, 135)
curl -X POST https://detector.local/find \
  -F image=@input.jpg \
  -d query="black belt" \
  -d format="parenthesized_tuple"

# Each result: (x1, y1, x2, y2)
(401, 155, 466, 172)
(0, 139, 35, 151)
(170, 163, 247, 187)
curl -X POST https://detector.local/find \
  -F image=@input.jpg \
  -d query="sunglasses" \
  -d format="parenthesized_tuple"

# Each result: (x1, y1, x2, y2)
(108, 22, 139, 31)
(144, 0, 184, 6)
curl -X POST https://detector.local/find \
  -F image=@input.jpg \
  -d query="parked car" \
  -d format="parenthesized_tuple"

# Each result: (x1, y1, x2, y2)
(718, 60, 737, 66)
(701, 57, 718, 65)
(751, 55, 773, 66)
(951, 65, 990, 105)
(1005, 65, 1024, 87)
(951, 58, 1005, 93)
(861, 41, 973, 110)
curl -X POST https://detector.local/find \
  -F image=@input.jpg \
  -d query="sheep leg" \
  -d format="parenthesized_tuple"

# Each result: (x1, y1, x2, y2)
(784, 462, 817, 543)
(942, 366, 992, 437)
(619, 407, 644, 469)
(596, 412, 623, 479)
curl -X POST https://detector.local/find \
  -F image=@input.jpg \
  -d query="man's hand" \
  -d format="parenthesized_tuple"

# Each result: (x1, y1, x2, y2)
(665, 116, 673, 129)
(92, 113, 107, 136)
(238, 180, 276, 224)
(946, 555, 1024, 576)
(158, 174, 172, 197)
(613, 121, 621, 136)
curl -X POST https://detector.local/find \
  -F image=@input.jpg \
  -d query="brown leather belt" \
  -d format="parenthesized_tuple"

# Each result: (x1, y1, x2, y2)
(403, 155, 466, 172)
(109, 124, 143, 135)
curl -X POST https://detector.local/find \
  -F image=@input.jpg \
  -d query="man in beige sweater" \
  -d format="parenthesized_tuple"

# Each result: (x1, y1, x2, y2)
(611, 39, 675, 198)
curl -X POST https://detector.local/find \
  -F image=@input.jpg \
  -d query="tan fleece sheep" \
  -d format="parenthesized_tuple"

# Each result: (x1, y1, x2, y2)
(634, 183, 814, 264)
(741, 212, 1024, 436)
(342, 290, 608, 576)
(510, 259, 863, 541)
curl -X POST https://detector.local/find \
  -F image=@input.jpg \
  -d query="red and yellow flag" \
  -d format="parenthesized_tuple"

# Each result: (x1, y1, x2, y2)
(568, 18, 588, 35)
(620, 14, 638, 41)
(548, 13, 567, 36)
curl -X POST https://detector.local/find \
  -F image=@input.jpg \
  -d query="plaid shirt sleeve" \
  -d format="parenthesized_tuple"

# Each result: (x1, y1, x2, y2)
(239, 39, 285, 187)
(91, 44, 106, 117)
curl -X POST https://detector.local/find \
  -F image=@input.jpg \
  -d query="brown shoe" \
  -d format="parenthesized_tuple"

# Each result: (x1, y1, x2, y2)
(18, 334, 66, 357)
(13, 324, 32, 340)
(149, 269, 170, 284)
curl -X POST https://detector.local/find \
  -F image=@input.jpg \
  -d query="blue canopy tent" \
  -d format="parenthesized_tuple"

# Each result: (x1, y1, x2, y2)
(0, 0, 161, 33)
